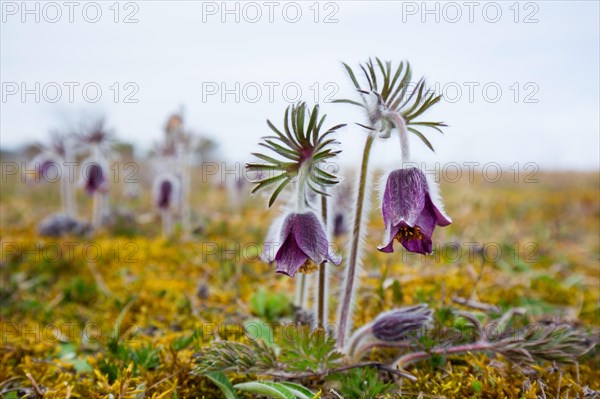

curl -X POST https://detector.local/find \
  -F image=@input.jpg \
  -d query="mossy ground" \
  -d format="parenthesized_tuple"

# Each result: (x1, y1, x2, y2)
(1, 171, 598, 398)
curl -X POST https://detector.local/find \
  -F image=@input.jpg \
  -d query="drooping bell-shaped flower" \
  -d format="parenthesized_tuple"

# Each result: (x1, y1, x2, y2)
(152, 172, 180, 210)
(38, 159, 57, 180)
(29, 153, 59, 182)
(378, 167, 451, 255)
(81, 161, 108, 195)
(158, 180, 173, 208)
(272, 211, 341, 277)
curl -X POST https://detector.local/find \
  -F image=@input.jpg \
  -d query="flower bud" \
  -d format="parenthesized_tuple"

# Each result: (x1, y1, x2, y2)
(372, 304, 432, 342)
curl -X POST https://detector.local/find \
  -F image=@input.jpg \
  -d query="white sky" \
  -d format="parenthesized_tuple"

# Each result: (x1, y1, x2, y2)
(1, 0, 599, 170)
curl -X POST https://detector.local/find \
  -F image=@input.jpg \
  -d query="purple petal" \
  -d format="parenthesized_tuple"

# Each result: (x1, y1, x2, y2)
(433, 205, 452, 226)
(158, 180, 173, 209)
(327, 249, 342, 266)
(39, 160, 57, 180)
(416, 194, 438, 238)
(291, 212, 328, 265)
(378, 223, 401, 253)
(424, 174, 452, 226)
(275, 233, 308, 277)
(382, 168, 427, 228)
(261, 217, 284, 263)
(398, 194, 438, 254)
(278, 213, 296, 242)
(399, 234, 433, 254)
(84, 162, 107, 195)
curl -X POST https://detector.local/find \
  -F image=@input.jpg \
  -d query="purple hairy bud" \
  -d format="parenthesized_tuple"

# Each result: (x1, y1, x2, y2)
(372, 304, 432, 342)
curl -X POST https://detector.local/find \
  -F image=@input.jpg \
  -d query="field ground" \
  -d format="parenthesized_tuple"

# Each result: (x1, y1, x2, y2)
(1, 169, 599, 398)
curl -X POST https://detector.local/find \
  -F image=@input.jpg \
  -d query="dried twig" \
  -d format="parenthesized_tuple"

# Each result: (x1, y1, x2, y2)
(452, 295, 500, 313)
(25, 373, 44, 398)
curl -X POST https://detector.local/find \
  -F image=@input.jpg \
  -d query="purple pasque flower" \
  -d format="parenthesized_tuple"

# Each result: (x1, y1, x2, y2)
(158, 180, 173, 209)
(378, 167, 451, 255)
(153, 172, 180, 210)
(38, 159, 57, 180)
(270, 211, 341, 277)
(30, 154, 59, 182)
(81, 161, 108, 195)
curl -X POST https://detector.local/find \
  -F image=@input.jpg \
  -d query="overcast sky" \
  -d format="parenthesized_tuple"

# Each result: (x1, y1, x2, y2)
(1, 1, 599, 170)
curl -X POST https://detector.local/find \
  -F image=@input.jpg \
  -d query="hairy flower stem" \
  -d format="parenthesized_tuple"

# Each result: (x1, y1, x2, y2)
(296, 274, 307, 309)
(63, 146, 76, 217)
(92, 193, 103, 230)
(294, 163, 309, 309)
(179, 145, 192, 238)
(337, 133, 376, 349)
(317, 194, 328, 328)
(90, 145, 103, 230)
(60, 172, 70, 215)
(161, 208, 173, 237)
(393, 341, 494, 369)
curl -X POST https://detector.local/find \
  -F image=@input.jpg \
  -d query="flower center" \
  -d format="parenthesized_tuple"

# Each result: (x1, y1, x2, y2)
(395, 226, 424, 242)
(298, 259, 319, 274)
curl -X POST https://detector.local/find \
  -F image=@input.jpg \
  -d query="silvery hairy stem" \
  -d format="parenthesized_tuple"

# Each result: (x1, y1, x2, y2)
(337, 132, 376, 349)
(316, 194, 328, 328)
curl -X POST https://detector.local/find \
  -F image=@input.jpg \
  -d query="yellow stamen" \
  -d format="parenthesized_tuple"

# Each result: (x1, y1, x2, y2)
(395, 226, 424, 242)
(298, 259, 319, 274)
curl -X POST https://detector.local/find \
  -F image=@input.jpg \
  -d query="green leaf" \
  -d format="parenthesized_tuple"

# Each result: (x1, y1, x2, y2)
(405, 93, 442, 122)
(407, 127, 435, 152)
(331, 98, 364, 107)
(356, 123, 376, 131)
(391, 279, 403, 304)
(307, 180, 329, 197)
(312, 166, 338, 182)
(367, 59, 378, 91)
(259, 142, 300, 161)
(376, 58, 389, 97)
(72, 358, 93, 374)
(206, 372, 239, 399)
(279, 382, 315, 399)
(296, 103, 306, 142)
(171, 333, 194, 351)
(251, 173, 287, 194)
(251, 152, 287, 166)
(234, 381, 295, 399)
(267, 119, 291, 146)
(360, 64, 373, 91)
(307, 104, 319, 144)
(268, 176, 292, 207)
(390, 62, 412, 109)
(400, 78, 424, 115)
(342, 62, 361, 90)
(410, 121, 446, 134)
(323, 123, 346, 134)
(246, 164, 286, 172)
(282, 106, 299, 147)
(316, 114, 326, 135)
(388, 61, 404, 101)
(244, 319, 275, 347)
(263, 140, 301, 159)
